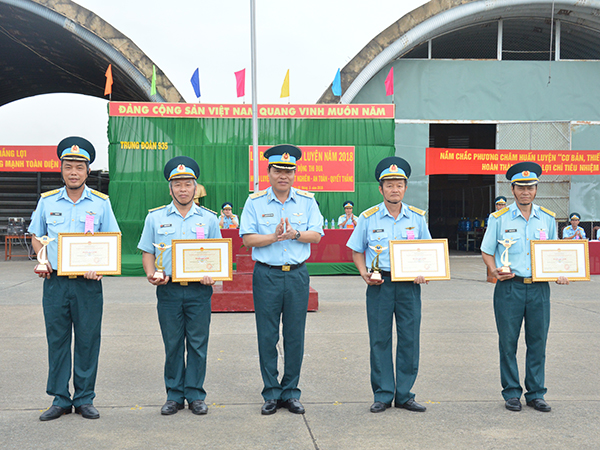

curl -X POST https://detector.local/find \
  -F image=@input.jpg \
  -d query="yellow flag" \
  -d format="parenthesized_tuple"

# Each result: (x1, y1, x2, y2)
(280, 69, 290, 98)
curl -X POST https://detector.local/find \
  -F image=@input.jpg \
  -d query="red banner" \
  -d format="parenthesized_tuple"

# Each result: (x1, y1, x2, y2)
(426, 148, 600, 175)
(109, 102, 394, 119)
(0, 146, 59, 172)
(249, 146, 355, 192)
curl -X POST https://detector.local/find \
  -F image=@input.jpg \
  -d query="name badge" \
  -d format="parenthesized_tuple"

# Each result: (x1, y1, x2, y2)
(262, 213, 274, 218)
(372, 229, 384, 233)
(50, 212, 62, 216)
(505, 229, 517, 233)
(160, 224, 172, 228)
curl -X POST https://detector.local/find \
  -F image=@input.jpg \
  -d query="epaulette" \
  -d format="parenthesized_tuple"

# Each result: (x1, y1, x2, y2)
(296, 190, 315, 199)
(91, 189, 109, 200)
(362, 206, 379, 218)
(41, 189, 60, 198)
(540, 206, 556, 217)
(201, 205, 218, 216)
(492, 206, 509, 218)
(148, 205, 166, 213)
(249, 190, 268, 199)
(408, 205, 426, 216)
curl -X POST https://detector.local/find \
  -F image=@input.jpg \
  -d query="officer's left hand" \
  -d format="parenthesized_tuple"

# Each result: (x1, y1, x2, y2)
(413, 275, 429, 285)
(83, 271, 103, 281)
(556, 276, 570, 285)
(277, 218, 296, 241)
(200, 275, 215, 286)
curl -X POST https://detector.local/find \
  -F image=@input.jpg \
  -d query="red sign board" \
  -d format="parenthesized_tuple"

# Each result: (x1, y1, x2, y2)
(249, 146, 355, 192)
(0, 146, 59, 172)
(426, 148, 600, 175)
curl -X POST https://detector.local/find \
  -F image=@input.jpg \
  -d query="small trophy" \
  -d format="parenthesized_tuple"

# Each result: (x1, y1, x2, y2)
(152, 242, 171, 280)
(368, 244, 387, 281)
(497, 238, 516, 274)
(34, 235, 54, 274)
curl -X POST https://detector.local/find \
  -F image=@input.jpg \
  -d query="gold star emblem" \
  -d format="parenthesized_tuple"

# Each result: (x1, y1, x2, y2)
(390, 164, 398, 172)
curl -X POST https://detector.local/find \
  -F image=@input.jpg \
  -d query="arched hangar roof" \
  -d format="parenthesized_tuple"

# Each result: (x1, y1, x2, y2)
(0, 0, 183, 107)
(318, 0, 600, 104)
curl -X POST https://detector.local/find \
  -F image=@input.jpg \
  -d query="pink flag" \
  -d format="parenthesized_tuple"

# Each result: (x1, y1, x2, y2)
(235, 69, 246, 98)
(385, 67, 394, 96)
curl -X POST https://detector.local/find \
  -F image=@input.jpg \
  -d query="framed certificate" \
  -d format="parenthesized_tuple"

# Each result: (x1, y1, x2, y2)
(389, 239, 450, 281)
(57, 232, 121, 276)
(171, 239, 233, 282)
(531, 240, 590, 281)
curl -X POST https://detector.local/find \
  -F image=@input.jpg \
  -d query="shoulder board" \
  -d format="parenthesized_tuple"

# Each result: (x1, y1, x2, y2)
(201, 206, 218, 216)
(492, 207, 509, 218)
(148, 205, 166, 213)
(296, 190, 315, 199)
(40, 189, 60, 198)
(249, 190, 268, 199)
(362, 206, 379, 218)
(91, 189, 109, 200)
(540, 206, 556, 217)
(408, 205, 426, 216)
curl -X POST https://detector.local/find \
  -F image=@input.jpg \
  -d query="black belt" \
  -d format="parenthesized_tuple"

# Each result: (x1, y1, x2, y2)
(378, 270, 392, 278)
(257, 261, 305, 272)
(510, 276, 534, 284)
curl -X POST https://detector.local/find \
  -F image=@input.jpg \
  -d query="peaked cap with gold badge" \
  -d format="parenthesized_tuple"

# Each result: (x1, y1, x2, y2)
(56, 136, 96, 163)
(375, 156, 411, 181)
(506, 161, 542, 186)
(163, 156, 200, 181)
(264, 144, 302, 170)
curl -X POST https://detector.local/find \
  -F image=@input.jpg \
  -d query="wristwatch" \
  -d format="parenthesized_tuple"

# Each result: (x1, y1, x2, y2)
(293, 230, 301, 240)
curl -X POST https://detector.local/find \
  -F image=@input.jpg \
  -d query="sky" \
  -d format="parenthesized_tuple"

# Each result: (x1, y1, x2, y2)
(0, 0, 428, 170)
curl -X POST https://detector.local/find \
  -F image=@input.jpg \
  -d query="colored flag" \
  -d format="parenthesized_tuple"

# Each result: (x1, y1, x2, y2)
(191, 68, 201, 98)
(150, 65, 157, 96)
(385, 67, 394, 96)
(235, 69, 245, 97)
(332, 68, 342, 96)
(104, 64, 113, 96)
(280, 69, 290, 98)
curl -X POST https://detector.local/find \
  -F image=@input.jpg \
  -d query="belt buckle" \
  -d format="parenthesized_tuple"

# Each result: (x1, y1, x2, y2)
(524, 278, 532, 284)
(282, 265, 291, 272)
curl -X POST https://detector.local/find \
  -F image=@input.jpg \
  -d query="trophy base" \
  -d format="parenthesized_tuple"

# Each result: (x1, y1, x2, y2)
(153, 270, 165, 280)
(370, 271, 382, 281)
(498, 266, 511, 274)
(34, 264, 50, 274)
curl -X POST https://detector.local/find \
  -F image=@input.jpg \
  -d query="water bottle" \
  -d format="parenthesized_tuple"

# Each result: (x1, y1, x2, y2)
(465, 218, 472, 232)
(331, 218, 336, 229)
(473, 217, 480, 228)
(324, 218, 328, 229)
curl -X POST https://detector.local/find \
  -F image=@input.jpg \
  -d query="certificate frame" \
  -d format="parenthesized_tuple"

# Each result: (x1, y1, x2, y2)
(57, 232, 121, 276)
(389, 238, 450, 281)
(171, 238, 233, 282)
(531, 239, 590, 281)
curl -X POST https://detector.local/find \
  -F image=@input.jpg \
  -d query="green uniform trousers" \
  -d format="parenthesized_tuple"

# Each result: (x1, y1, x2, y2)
(366, 276, 421, 405)
(493, 278, 550, 402)
(156, 281, 212, 404)
(252, 262, 309, 401)
(42, 272, 103, 408)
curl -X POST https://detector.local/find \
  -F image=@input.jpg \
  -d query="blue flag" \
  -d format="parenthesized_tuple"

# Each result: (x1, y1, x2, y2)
(332, 68, 342, 96)
(191, 68, 201, 98)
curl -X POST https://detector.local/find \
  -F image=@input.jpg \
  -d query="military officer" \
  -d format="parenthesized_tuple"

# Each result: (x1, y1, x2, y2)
(481, 162, 569, 413)
(338, 201, 358, 229)
(239, 144, 323, 415)
(495, 196, 507, 211)
(346, 156, 431, 414)
(138, 156, 221, 416)
(562, 213, 586, 240)
(219, 202, 239, 229)
(28, 136, 120, 421)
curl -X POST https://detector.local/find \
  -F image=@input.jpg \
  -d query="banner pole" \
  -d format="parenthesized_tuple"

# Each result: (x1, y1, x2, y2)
(250, 0, 259, 192)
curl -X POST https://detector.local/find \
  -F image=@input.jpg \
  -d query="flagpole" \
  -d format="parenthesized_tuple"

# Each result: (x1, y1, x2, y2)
(250, 0, 259, 193)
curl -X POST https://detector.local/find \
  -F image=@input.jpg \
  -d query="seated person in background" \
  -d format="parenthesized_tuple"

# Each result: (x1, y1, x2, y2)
(338, 201, 358, 229)
(219, 202, 239, 229)
(595, 226, 600, 240)
(494, 196, 507, 211)
(562, 213, 586, 240)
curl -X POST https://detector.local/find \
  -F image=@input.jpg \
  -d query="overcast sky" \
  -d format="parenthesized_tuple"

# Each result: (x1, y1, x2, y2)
(0, 0, 427, 170)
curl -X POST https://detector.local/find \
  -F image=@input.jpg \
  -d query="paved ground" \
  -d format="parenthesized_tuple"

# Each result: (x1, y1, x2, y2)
(1, 246, 599, 449)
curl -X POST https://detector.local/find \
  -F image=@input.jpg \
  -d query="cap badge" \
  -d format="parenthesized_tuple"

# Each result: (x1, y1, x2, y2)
(522, 171, 530, 177)
(282, 153, 290, 161)
(71, 145, 79, 153)
(389, 164, 398, 173)
(177, 164, 185, 172)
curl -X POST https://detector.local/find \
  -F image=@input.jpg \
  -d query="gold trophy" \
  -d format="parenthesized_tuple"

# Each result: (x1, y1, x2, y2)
(34, 235, 54, 274)
(497, 238, 516, 274)
(152, 242, 171, 280)
(368, 244, 387, 281)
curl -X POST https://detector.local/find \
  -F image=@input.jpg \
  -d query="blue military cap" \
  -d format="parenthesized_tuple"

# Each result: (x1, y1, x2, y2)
(222, 202, 233, 210)
(343, 201, 354, 208)
(56, 136, 95, 163)
(506, 162, 542, 185)
(569, 212, 581, 221)
(264, 144, 302, 169)
(375, 156, 411, 181)
(495, 196, 507, 205)
(163, 156, 199, 181)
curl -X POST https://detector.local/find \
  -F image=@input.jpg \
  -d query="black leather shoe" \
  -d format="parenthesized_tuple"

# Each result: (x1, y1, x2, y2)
(370, 401, 391, 413)
(75, 404, 100, 419)
(278, 398, 305, 414)
(189, 400, 208, 415)
(261, 399, 278, 415)
(396, 398, 426, 412)
(39, 405, 72, 421)
(505, 397, 522, 411)
(161, 400, 184, 415)
(527, 398, 551, 412)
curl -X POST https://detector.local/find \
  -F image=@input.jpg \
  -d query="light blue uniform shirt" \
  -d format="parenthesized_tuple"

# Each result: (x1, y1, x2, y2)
(346, 202, 432, 271)
(138, 202, 221, 276)
(239, 187, 324, 265)
(221, 214, 239, 229)
(28, 186, 121, 270)
(338, 214, 358, 229)
(562, 225, 586, 239)
(481, 202, 557, 277)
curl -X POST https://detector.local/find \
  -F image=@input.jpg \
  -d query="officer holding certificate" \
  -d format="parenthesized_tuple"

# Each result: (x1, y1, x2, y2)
(346, 156, 431, 414)
(28, 137, 120, 421)
(481, 161, 569, 413)
(138, 156, 221, 416)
